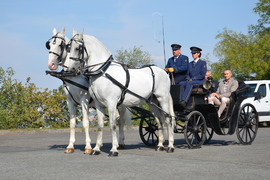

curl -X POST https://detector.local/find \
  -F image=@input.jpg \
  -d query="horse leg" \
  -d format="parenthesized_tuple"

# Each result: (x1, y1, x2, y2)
(117, 107, 131, 149)
(81, 101, 92, 154)
(108, 107, 119, 157)
(91, 106, 105, 155)
(150, 105, 165, 151)
(65, 102, 76, 153)
(166, 96, 175, 153)
(159, 95, 175, 153)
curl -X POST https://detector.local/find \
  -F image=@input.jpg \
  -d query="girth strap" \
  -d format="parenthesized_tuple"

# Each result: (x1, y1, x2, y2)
(117, 64, 130, 106)
(147, 66, 155, 102)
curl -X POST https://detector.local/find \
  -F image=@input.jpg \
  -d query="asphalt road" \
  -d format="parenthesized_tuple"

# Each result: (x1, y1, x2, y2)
(0, 127, 270, 180)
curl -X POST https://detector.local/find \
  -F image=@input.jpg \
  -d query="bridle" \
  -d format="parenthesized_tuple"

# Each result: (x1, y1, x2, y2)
(46, 33, 66, 62)
(67, 34, 89, 70)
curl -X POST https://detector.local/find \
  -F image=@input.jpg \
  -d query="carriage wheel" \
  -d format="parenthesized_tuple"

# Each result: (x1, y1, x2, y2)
(184, 111, 206, 148)
(204, 126, 214, 144)
(139, 113, 158, 146)
(236, 104, 258, 145)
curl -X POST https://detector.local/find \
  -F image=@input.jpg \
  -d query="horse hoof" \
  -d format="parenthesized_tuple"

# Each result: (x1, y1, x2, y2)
(118, 144, 125, 149)
(155, 146, 164, 151)
(167, 147, 174, 153)
(90, 150, 101, 155)
(84, 148, 93, 154)
(64, 148, 74, 153)
(108, 151, 118, 157)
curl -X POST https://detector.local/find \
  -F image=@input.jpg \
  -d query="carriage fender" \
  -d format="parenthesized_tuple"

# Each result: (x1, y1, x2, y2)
(194, 104, 218, 123)
(195, 104, 224, 135)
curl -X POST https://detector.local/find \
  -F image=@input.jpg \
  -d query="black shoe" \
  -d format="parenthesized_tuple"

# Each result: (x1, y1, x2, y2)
(180, 100, 186, 108)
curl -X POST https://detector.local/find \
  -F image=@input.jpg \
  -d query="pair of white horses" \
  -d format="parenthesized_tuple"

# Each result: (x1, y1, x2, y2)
(47, 28, 175, 156)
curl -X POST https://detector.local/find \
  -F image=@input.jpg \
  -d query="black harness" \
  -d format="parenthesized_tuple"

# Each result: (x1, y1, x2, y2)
(82, 57, 156, 107)
(45, 70, 93, 105)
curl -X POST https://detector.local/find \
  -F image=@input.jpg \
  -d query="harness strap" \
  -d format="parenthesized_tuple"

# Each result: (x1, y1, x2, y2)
(117, 64, 130, 106)
(83, 55, 113, 76)
(62, 81, 80, 106)
(45, 70, 93, 105)
(102, 69, 170, 117)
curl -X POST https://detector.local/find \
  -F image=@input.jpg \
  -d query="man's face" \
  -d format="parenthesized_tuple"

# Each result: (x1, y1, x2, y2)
(173, 49, 181, 57)
(223, 70, 232, 81)
(205, 72, 211, 79)
(191, 52, 199, 59)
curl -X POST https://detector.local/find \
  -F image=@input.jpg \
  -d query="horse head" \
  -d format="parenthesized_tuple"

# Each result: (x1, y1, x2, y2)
(47, 27, 68, 70)
(67, 29, 112, 74)
(66, 29, 87, 74)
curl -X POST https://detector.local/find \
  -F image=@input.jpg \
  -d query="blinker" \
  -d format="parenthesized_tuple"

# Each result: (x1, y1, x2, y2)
(46, 41, 50, 50)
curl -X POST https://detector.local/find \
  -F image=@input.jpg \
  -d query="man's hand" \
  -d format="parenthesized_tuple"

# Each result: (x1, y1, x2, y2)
(164, 68, 168, 72)
(168, 68, 174, 72)
(211, 93, 220, 98)
(186, 78, 192, 81)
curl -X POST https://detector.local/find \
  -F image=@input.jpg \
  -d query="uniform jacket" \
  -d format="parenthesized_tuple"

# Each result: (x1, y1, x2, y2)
(165, 54, 189, 84)
(186, 59, 207, 83)
(216, 78, 239, 98)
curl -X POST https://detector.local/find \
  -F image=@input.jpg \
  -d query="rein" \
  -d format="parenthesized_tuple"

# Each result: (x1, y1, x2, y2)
(45, 70, 89, 91)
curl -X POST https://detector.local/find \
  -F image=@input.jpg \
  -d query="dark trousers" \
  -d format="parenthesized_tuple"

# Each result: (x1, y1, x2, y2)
(179, 80, 204, 102)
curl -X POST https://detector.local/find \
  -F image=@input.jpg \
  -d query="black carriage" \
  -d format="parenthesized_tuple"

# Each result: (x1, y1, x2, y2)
(132, 80, 260, 149)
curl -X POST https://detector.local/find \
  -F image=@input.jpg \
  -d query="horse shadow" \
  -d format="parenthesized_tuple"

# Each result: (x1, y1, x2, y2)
(48, 142, 152, 153)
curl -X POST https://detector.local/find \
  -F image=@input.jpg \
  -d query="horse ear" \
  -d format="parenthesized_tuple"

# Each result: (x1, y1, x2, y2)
(79, 29, 84, 39)
(61, 27, 65, 35)
(72, 29, 77, 36)
(53, 28, 57, 35)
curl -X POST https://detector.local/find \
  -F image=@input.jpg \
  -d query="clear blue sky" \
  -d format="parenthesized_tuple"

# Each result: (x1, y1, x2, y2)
(0, 0, 259, 90)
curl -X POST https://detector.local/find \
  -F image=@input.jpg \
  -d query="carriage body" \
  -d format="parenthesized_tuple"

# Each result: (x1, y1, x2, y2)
(138, 81, 259, 148)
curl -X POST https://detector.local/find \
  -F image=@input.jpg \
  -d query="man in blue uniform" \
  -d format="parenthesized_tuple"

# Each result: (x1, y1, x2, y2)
(179, 46, 207, 108)
(164, 44, 189, 84)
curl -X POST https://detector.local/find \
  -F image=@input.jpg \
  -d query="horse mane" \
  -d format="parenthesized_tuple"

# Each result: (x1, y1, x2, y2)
(83, 35, 112, 62)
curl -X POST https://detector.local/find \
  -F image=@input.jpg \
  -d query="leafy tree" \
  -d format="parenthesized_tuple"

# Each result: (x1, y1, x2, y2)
(212, 0, 270, 81)
(115, 46, 154, 67)
(41, 86, 69, 128)
(213, 28, 270, 81)
(248, 0, 270, 35)
(0, 67, 69, 129)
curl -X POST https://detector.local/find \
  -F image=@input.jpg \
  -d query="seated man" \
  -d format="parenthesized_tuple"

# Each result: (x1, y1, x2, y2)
(204, 70, 218, 102)
(208, 69, 239, 118)
(179, 46, 207, 108)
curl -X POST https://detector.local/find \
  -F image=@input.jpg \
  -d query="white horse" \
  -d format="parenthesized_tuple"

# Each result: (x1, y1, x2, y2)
(46, 28, 131, 154)
(66, 29, 175, 156)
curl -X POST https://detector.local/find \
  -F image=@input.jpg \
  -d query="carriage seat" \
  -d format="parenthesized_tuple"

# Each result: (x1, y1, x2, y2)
(191, 86, 207, 95)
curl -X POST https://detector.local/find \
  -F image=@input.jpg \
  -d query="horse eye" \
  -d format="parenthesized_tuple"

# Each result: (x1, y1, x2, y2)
(66, 45, 71, 52)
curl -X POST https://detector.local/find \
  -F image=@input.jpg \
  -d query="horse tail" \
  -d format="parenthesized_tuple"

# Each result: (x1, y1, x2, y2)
(169, 95, 176, 128)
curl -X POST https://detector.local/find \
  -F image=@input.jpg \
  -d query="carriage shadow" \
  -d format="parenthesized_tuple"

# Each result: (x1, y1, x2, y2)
(173, 138, 239, 149)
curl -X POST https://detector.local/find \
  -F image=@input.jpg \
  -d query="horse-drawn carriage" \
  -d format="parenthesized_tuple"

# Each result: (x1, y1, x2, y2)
(131, 80, 259, 149)
(46, 28, 259, 156)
